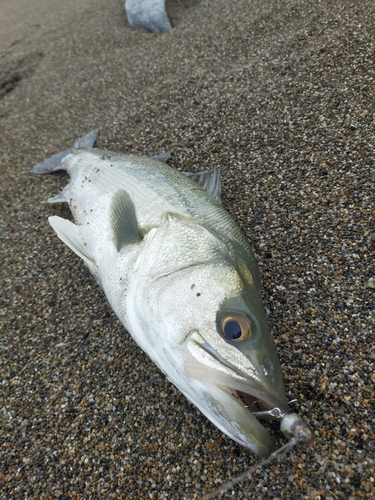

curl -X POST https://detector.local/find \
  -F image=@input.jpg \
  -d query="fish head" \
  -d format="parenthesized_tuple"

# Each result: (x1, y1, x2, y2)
(137, 214, 288, 455)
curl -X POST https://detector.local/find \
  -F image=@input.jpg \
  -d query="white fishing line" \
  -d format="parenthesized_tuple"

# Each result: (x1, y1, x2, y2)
(201, 437, 299, 500)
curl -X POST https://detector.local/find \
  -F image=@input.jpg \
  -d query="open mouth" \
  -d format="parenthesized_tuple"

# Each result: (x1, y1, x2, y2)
(231, 389, 286, 420)
(184, 332, 292, 455)
(184, 330, 288, 418)
(231, 389, 276, 419)
(184, 331, 314, 453)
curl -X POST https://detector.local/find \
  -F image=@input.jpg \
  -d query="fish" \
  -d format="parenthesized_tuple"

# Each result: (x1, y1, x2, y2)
(31, 130, 314, 456)
(125, 0, 171, 33)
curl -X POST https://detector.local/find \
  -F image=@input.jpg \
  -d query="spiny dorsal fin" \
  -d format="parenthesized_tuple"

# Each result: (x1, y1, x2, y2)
(183, 166, 222, 204)
(48, 216, 96, 266)
(110, 189, 141, 251)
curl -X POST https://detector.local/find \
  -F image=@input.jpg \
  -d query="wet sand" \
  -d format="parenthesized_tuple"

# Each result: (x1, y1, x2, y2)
(1, 0, 374, 498)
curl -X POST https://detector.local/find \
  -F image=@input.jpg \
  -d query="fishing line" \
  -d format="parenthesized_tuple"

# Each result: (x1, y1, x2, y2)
(201, 400, 314, 498)
(201, 437, 299, 499)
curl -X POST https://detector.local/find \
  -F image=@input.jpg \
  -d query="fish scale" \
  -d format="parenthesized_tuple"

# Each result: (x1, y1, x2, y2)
(64, 149, 245, 244)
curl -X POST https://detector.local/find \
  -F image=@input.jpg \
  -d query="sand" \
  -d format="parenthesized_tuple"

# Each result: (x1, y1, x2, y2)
(0, 0, 374, 498)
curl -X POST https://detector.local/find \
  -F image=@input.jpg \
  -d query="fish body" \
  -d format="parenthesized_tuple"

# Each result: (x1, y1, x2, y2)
(32, 131, 313, 456)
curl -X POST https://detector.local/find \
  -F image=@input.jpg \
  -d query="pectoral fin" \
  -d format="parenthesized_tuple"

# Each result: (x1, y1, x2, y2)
(183, 166, 222, 204)
(110, 189, 141, 251)
(48, 216, 96, 265)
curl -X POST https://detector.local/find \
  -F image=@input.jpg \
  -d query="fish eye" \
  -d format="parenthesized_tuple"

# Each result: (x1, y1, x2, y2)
(221, 314, 252, 342)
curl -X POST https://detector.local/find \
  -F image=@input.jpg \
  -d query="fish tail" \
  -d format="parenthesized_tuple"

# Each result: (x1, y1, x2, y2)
(30, 130, 98, 174)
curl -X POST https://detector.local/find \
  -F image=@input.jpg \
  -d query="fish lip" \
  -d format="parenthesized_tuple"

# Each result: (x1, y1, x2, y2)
(184, 331, 291, 455)
(185, 330, 288, 422)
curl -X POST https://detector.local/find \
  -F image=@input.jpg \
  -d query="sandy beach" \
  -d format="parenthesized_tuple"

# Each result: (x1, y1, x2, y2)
(1, 0, 374, 498)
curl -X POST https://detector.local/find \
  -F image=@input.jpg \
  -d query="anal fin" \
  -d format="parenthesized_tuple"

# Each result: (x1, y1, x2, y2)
(47, 186, 69, 204)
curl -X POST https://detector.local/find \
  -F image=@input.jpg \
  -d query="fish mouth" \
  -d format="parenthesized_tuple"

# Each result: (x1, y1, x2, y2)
(184, 331, 288, 455)
(229, 388, 285, 419)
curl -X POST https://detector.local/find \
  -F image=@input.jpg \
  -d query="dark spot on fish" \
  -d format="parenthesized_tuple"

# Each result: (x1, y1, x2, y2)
(196, 293, 201, 297)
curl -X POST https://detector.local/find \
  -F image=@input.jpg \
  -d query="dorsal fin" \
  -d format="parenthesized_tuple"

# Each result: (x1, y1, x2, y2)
(183, 166, 222, 204)
(72, 129, 99, 149)
(48, 216, 96, 266)
(151, 152, 172, 163)
(110, 189, 141, 251)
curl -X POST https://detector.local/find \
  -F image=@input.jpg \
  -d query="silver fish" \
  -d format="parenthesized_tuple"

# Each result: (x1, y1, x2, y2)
(31, 130, 314, 456)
